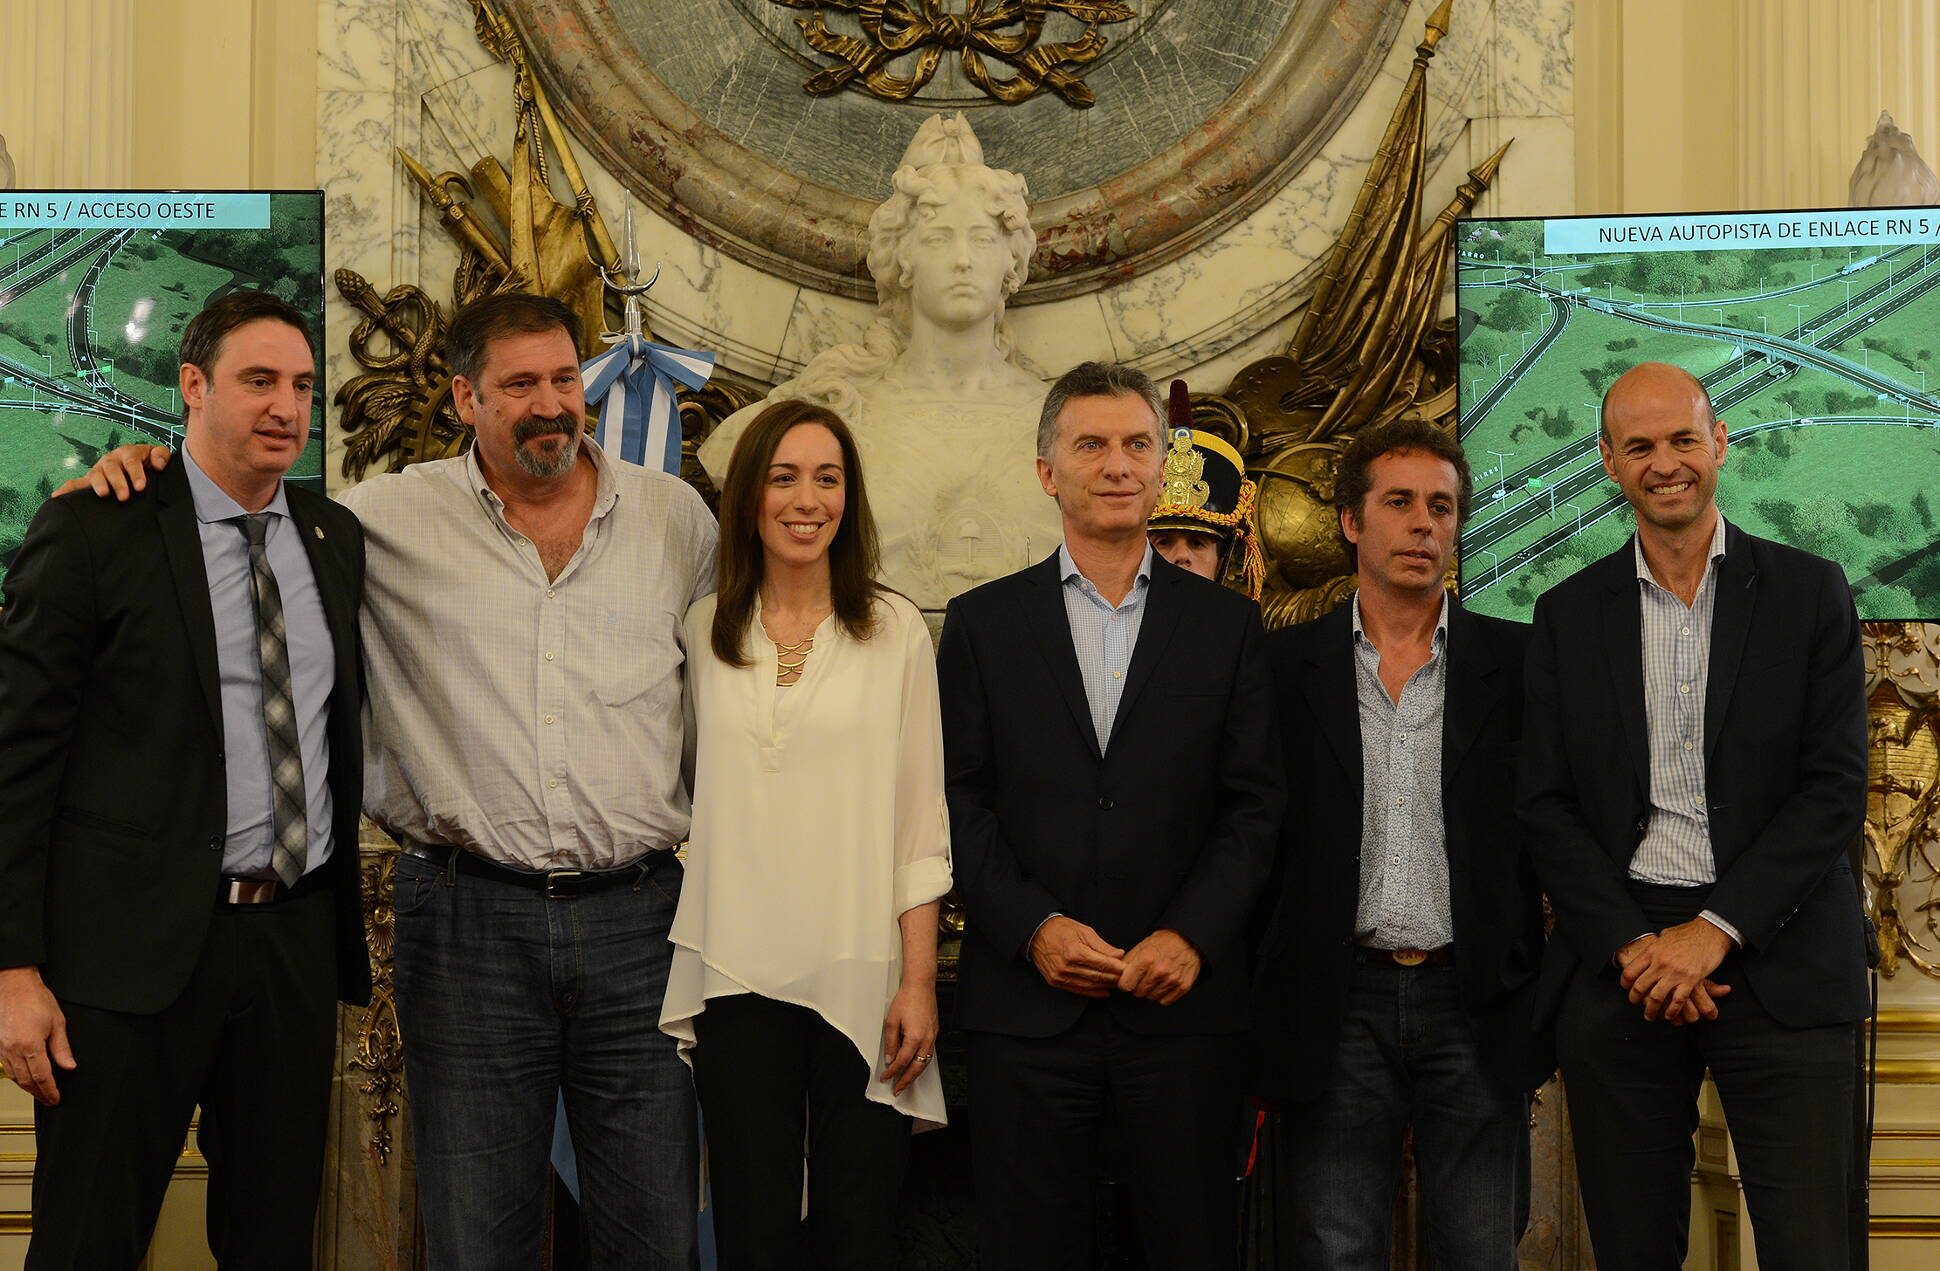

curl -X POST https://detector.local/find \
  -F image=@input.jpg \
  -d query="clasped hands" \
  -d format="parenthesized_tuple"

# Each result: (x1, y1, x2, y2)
(1617, 917, 1734, 1025)
(1029, 917, 1200, 1005)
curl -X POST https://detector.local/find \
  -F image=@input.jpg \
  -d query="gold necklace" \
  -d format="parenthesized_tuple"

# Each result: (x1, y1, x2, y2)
(774, 634, 815, 686)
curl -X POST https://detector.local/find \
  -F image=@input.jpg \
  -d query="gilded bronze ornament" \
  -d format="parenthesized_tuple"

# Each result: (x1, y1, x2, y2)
(349, 843, 406, 1164)
(1214, 0, 1509, 629)
(770, 0, 1136, 107)
(1863, 622, 1940, 980)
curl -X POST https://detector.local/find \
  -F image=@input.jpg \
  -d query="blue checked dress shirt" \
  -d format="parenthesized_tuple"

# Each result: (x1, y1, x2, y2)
(1631, 515, 1741, 944)
(1351, 591, 1454, 950)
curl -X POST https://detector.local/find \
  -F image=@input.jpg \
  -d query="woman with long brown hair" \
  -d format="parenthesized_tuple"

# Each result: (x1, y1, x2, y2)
(660, 399, 951, 1270)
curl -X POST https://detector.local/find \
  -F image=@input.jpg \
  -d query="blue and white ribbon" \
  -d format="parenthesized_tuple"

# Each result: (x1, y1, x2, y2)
(582, 332, 715, 474)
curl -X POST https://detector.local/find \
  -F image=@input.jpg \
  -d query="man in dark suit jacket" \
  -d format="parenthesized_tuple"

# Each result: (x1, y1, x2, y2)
(1254, 419, 1550, 1270)
(0, 291, 370, 1269)
(1519, 362, 1869, 1271)
(939, 361, 1283, 1270)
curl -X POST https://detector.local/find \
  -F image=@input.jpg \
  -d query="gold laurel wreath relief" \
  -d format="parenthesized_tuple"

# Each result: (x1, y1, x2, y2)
(770, 0, 1136, 107)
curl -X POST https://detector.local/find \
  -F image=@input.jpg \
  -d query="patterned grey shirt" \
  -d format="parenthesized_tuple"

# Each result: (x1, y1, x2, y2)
(1352, 591, 1454, 950)
(1631, 516, 1741, 943)
(1057, 543, 1154, 752)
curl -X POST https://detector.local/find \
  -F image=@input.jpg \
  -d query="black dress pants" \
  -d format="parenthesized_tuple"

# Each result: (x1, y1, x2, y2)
(1558, 884, 1859, 1271)
(690, 993, 911, 1271)
(968, 1003, 1244, 1271)
(28, 885, 340, 1271)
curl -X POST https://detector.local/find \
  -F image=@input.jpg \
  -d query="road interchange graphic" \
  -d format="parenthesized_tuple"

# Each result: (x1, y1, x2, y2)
(1455, 222, 1940, 622)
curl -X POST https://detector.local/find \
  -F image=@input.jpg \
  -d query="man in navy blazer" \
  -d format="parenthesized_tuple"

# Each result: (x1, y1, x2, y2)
(938, 362, 1283, 1270)
(1518, 362, 1869, 1271)
(1254, 419, 1551, 1270)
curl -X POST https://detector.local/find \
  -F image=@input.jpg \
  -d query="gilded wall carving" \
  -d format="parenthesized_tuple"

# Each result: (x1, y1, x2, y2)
(1864, 622, 1940, 980)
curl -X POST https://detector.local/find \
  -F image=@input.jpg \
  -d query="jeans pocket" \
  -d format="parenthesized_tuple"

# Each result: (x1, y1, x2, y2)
(644, 855, 684, 907)
(392, 854, 440, 918)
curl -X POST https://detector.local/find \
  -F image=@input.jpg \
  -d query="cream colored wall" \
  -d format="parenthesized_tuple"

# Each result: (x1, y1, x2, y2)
(1577, 0, 1940, 214)
(0, 0, 316, 190)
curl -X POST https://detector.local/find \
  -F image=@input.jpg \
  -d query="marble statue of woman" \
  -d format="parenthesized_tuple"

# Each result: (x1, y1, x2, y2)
(699, 113, 1062, 611)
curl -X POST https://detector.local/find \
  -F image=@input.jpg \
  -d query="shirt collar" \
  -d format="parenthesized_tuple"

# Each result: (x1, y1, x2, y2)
(1057, 542, 1155, 591)
(465, 430, 620, 521)
(180, 443, 291, 526)
(1350, 588, 1450, 647)
(1633, 514, 1728, 585)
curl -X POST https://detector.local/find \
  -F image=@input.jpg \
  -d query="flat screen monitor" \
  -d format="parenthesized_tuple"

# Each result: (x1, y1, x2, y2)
(0, 190, 324, 578)
(1455, 206, 1940, 622)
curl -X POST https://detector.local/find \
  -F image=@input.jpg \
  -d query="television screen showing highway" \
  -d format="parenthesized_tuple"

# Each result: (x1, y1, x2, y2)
(0, 191, 323, 580)
(1455, 207, 1940, 622)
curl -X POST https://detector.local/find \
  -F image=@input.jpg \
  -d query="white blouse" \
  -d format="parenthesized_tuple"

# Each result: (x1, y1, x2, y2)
(661, 590, 954, 1128)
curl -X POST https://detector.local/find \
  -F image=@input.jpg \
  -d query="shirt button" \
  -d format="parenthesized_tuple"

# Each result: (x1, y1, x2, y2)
(1679, 683, 1691, 694)
(1694, 799, 1705, 811)
(1112, 671, 1122, 679)
(1683, 741, 1693, 750)
(516, 537, 527, 545)
(545, 651, 556, 661)
(544, 715, 555, 725)
(549, 779, 559, 789)
(1098, 797, 1114, 811)
(547, 588, 556, 598)
(1395, 796, 1406, 807)
(1681, 626, 1691, 635)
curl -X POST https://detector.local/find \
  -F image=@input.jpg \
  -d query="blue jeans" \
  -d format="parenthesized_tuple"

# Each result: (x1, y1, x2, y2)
(1287, 960, 1529, 1271)
(393, 849, 699, 1271)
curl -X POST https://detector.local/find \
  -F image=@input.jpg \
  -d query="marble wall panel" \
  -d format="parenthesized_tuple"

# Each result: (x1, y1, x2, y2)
(319, 0, 1573, 487)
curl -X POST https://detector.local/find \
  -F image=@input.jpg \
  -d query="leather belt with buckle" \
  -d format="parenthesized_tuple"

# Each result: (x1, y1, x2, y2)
(1357, 945, 1454, 967)
(220, 877, 286, 905)
(405, 840, 664, 899)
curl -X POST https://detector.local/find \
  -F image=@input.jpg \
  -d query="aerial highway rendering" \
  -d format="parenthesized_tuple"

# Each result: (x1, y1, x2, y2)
(1456, 213, 1940, 621)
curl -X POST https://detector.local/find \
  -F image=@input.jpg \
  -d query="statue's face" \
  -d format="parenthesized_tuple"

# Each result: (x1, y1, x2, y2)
(902, 197, 1010, 331)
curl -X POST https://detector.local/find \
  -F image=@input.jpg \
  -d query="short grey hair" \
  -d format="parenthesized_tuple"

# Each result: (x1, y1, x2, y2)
(1036, 361, 1165, 458)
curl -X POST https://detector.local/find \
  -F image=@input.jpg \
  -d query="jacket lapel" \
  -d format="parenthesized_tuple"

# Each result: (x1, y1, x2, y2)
(1441, 602, 1500, 781)
(1600, 540, 1651, 800)
(1018, 552, 1102, 760)
(1704, 522, 1758, 761)
(1113, 559, 1187, 733)
(153, 460, 223, 734)
(1301, 604, 1363, 796)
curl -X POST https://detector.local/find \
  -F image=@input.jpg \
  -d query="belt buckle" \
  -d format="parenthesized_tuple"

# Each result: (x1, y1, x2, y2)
(1391, 948, 1428, 967)
(545, 869, 584, 900)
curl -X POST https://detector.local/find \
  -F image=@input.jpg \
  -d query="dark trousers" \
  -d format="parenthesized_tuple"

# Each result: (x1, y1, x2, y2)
(28, 886, 339, 1271)
(1559, 884, 1859, 1271)
(968, 1004, 1244, 1271)
(1286, 960, 1530, 1271)
(689, 993, 910, 1271)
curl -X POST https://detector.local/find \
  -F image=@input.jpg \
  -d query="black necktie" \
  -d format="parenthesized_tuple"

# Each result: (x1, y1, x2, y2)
(238, 513, 306, 886)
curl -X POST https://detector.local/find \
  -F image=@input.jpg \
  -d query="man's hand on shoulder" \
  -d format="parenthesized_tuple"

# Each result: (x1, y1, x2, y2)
(0, 966, 74, 1106)
(1118, 928, 1202, 1006)
(1620, 920, 1734, 1023)
(1029, 917, 1127, 999)
(53, 444, 171, 501)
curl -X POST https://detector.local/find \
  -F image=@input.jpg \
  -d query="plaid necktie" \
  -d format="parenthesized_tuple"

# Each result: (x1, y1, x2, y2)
(237, 513, 307, 887)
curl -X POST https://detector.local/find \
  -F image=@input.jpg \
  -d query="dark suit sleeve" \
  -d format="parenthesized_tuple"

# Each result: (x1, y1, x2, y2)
(1155, 605, 1285, 965)
(0, 499, 97, 970)
(1704, 560, 1867, 949)
(937, 596, 1066, 962)
(1516, 593, 1652, 964)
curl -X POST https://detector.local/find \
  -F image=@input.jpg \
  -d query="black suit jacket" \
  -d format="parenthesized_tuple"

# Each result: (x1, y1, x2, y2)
(1252, 600, 1552, 1099)
(0, 459, 371, 1014)
(1517, 521, 1869, 1029)
(938, 552, 1284, 1038)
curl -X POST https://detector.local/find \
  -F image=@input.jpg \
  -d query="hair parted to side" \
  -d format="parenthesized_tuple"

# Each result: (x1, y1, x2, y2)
(179, 289, 313, 382)
(1035, 361, 1165, 457)
(711, 400, 887, 667)
(446, 291, 582, 386)
(1334, 419, 1475, 555)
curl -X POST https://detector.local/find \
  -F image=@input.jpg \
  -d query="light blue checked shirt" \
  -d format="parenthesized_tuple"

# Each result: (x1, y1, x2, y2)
(1352, 591, 1453, 950)
(1631, 515, 1741, 945)
(1058, 543, 1154, 752)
